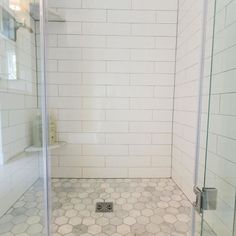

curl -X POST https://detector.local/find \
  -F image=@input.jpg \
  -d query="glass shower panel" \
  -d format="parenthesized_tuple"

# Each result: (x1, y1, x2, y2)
(191, 0, 217, 234)
(203, 0, 236, 233)
(198, 0, 236, 235)
(0, 0, 49, 235)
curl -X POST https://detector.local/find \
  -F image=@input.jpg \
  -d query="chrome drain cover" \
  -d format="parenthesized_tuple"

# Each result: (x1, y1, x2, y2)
(96, 202, 113, 213)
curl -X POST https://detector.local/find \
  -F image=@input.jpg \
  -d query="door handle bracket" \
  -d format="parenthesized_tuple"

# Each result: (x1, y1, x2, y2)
(193, 186, 217, 214)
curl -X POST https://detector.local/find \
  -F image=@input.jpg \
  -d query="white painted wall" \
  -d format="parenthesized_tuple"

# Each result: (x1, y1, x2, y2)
(47, 0, 178, 178)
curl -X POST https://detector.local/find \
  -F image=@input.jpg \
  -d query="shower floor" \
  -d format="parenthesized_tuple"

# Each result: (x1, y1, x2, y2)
(0, 178, 193, 236)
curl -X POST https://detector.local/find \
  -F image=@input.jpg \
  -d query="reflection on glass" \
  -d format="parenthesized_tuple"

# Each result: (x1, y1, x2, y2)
(7, 47, 17, 80)
(0, 0, 47, 235)
(198, 0, 236, 235)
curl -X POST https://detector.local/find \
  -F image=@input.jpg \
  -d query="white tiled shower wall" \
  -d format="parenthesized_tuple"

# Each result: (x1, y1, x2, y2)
(0, 8, 37, 163)
(47, 0, 178, 178)
(0, 3, 39, 217)
(172, 0, 205, 201)
(173, 0, 236, 235)
(200, 0, 236, 235)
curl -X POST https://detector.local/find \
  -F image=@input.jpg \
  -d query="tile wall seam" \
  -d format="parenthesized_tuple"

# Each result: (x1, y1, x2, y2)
(170, 0, 180, 179)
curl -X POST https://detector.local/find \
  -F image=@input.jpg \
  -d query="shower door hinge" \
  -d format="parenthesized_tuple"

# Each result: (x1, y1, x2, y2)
(193, 186, 217, 214)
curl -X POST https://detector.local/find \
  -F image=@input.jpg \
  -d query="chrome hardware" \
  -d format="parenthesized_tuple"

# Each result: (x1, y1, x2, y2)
(193, 186, 217, 214)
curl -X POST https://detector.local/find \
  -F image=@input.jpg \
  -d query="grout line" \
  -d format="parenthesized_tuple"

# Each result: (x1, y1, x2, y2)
(170, 0, 180, 179)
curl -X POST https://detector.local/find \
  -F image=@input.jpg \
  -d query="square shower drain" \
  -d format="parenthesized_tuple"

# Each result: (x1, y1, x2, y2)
(96, 202, 113, 213)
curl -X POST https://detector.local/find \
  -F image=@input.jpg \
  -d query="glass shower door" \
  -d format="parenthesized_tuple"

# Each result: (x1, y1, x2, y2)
(194, 0, 236, 235)
(0, 0, 50, 235)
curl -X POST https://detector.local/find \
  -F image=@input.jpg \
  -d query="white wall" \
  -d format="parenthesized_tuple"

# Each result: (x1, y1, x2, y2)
(0, 4, 38, 163)
(47, 0, 178, 178)
(173, 0, 236, 235)
(201, 0, 236, 235)
(172, 0, 205, 201)
(0, 2, 40, 217)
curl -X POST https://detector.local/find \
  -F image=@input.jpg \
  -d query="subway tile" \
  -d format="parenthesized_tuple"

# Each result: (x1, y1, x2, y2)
(82, 145, 129, 155)
(58, 61, 106, 72)
(8, 110, 25, 126)
(155, 61, 175, 73)
(1, 111, 9, 128)
(58, 35, 106, 48)
(82, 73, 130, 85)
(59, 85, 106, 97)
(59, 133, 105, 144)
(47, 35, 57, 47)
(130, 73, 174, 86)
(107, 10, 156, 23)
(157, 11, 178, 23)
(59, 156, 105, 167)
(132, 24, 176, 36)
(107, 36, 155, 48)
(226, 0, 236, 26)
(82, 168, 128, 178)
(52, 167, 82, 178)
(57, 121, 82, 133)
(154, 86, 174, 97)
(51, 144, 82, 156)
(128, 167, 171, 178)
(107, 61, 154, 73)
(130, 122, 172, 133)
(48, 85, 59, 96)
(106, 133, 151, 144)
(209, 115, 236, 140)
(48, 48, 82, 60)
(82, 121, 129, 133)
(132, 0, 177, 10)
(151, 156, 171, 167)
(82, 97, 129, 109)
(48, 0, 82, 8)
(47, 72, 82, 85)
(47, 60, 58, 72)
(82, 23, 131, 35)
(220, 93, 236, 116)
(212, 69, 236, 94)
(106, 110, 152, 121)
(131, 49, 175, 61)
(218, 136, 236, 164)
(59, 109, 105, 121)
(153, 111, 173, 121)
(47, 22, 82, 34)
(82, 48, 130, 60)
(57, 9, 106, 22)
(152, 134, 172, 144)
(49, 97, 82, 109)
(106, 157, 151, 167)
(130, 98, 172, 110)
(156, 37, 176, 49)
(107, 86, 154, 97)
(129, 145, 171, 155)
(82, 0, 132, 9)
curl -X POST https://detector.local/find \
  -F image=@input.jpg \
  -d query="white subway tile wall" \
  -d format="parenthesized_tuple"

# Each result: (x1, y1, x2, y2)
(200, 0, 236, 235)
(172, 0, 204, 201)
(173, 0, 236, 235)
(0, 3, 40, 217)
(46, 0, 178, 178)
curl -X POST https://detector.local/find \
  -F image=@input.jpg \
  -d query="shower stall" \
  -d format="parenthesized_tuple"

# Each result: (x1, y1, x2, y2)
(0, 0, 235, 235)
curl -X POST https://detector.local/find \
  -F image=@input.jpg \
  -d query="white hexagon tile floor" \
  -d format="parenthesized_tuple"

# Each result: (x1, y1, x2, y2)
(0, 178, 194, 236)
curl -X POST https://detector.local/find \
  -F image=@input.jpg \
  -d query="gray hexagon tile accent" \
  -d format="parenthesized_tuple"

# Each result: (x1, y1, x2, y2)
(0, 178, 197, 235)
